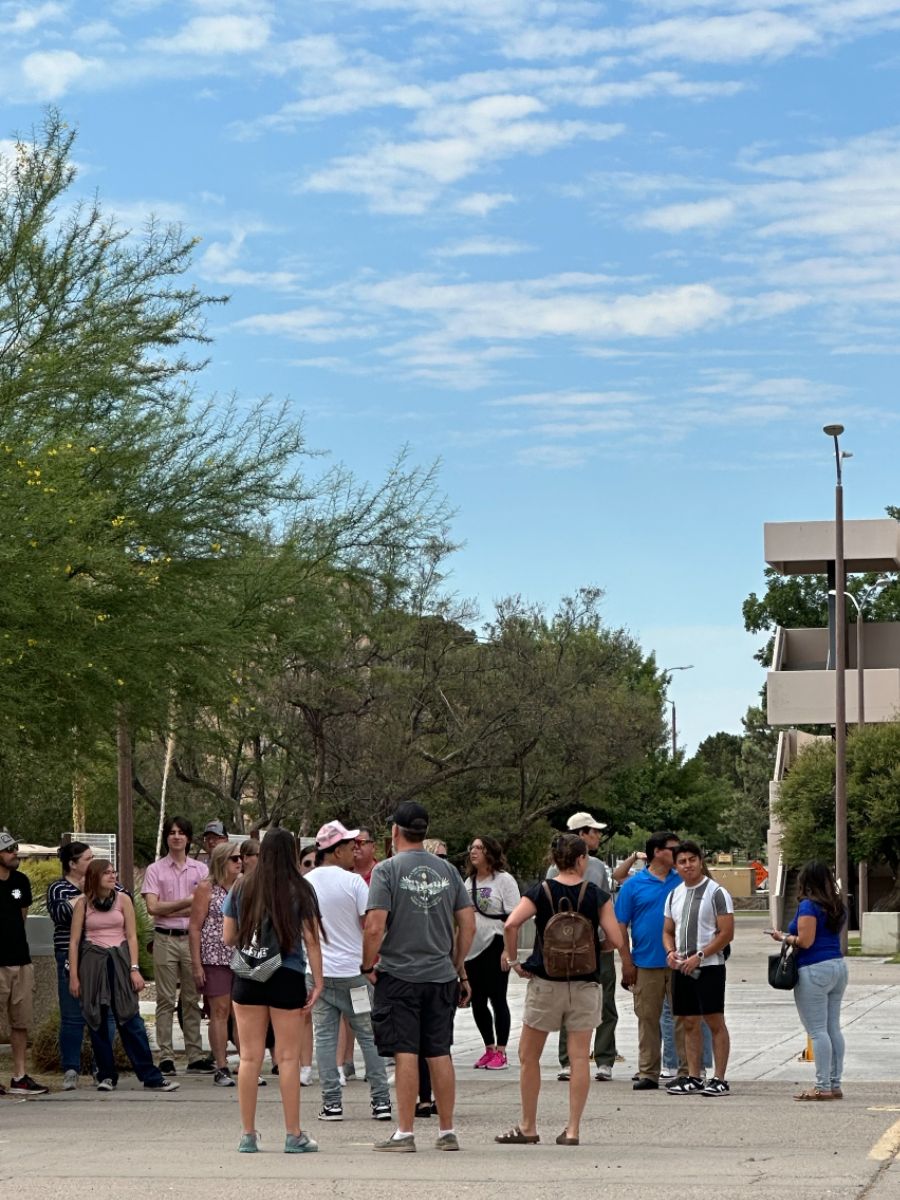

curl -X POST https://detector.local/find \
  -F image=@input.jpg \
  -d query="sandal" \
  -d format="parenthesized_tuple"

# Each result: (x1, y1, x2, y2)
(415, 1102, 435, 1118)
(794, 1089, 835, 1101)
(495, 1126, 540, 1145)
(556, 1131, 580, 1145)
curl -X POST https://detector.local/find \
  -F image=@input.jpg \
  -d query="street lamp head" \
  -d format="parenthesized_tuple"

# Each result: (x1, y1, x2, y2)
(823, 424, 844, 437)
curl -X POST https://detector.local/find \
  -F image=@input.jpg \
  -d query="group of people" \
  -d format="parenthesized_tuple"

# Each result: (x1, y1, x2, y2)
(0, 803, 850, 1147)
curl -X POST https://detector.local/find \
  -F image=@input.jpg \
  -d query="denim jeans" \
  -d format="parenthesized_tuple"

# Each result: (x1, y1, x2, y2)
(793, 957, 848, 1091)
(310, 974, 389, 1107)
(56, 949, 115, 1074)
(661, 994, 712, 1071)
(87, 955, 164, 1087)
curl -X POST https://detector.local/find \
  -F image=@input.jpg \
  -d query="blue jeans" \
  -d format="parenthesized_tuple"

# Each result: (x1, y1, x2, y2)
(793, 957, 848, 1092)
(56, 950, 115, 1074)
(661, 994, 712, 1070)
(87, 955, 164, 1087)
(310, 974, 389, 1107)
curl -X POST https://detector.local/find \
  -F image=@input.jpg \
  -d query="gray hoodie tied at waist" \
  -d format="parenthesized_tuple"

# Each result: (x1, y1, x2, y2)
(79, 941, 139, 1031)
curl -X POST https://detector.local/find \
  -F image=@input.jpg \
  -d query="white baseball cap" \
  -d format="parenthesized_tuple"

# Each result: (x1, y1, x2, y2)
(566, 811, 607, 832)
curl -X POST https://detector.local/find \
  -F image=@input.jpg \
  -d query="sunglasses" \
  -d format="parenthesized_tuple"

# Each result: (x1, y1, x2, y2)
(228, 855, 241, 863)
(301, 858, 315, 868)
(355, 839, 374, 846)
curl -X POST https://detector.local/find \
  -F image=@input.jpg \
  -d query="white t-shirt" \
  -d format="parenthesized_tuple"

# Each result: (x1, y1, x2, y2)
(305, 865, 369, 977)
(465, 871, 522, 960)
(664, 878, 734, 967)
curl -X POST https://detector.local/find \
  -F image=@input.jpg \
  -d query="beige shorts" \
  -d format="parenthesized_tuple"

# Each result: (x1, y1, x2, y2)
(522, 976, 601, 1033)
(0, 963, 34, 1029)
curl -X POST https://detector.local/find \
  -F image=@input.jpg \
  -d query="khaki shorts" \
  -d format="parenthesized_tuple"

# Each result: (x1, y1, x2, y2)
(522, 976, 601, 1033)
(0, 964, 34, 1029)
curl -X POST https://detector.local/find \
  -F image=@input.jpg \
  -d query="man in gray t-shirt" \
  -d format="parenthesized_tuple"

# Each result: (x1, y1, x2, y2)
(362, 802, 474, 1153)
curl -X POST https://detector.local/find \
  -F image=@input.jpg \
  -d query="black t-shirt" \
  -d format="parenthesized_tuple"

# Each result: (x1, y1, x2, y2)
(523, 878, 608, 982)
(0, 870, 33, 966)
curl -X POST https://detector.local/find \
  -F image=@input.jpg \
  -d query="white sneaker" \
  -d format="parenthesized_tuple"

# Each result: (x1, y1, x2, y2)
(63, 1069, 78, 1091)
(338, 1067, 346, 1087)
(660, 1068, 676, 1079)
(300, 1066, 313, 1087)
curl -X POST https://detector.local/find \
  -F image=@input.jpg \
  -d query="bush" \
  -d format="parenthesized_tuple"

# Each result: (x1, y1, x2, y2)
(19, 860, 61, 912)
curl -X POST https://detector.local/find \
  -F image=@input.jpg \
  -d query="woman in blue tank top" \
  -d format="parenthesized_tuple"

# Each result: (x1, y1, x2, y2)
(768, 861, 847, 1101)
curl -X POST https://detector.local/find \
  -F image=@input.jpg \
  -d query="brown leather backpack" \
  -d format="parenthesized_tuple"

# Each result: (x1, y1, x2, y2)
(540, 880, 597, 979)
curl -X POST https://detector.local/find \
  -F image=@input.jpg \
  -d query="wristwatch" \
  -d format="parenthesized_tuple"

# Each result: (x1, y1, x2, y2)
(506, 957, 520, 966)
(130, 964, 141, 971)
(360, 963, 376, 974)
(696, 951, 704, 961)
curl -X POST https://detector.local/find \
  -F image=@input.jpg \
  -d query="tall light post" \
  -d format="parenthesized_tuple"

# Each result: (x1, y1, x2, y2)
(663, 664, 694, 759)
(824, 423, 849, 947)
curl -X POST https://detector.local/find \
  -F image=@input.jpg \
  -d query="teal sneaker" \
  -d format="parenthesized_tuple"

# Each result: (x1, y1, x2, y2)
(238, 1132, 260, 1153)
(285, 1132, 318, 1154)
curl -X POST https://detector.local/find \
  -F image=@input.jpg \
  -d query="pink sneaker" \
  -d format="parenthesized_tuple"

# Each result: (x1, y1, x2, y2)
(485, 1050, 508, 1071)
(473, 1050, 494, 1069)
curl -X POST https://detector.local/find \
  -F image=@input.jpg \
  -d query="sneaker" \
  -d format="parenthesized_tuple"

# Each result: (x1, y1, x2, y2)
(63, 1070, 78, 1091)
(633, 1077, 659, 1091)
(257, 1076, 267, 1087)
(342, 1062, 357, 1080)
(158, 1059, 177, 1076)
(374, 1134, 416, 1153)
(702, 1077, 730, 1097)
(594, 1064, 613, 1081)
(271, 1063, 279, 1076)
(371, 1100, 392, 1121)
(186, 1058, 216, 1075)
(660, 1068, 677, 1079)
(9, 1075, 49, 1096)
(300, 1066, 313, 1087)
(285, 1132, 318, 1154)
(146, 1080, 180, 1091)
(435, 1132, 460, 1151)
(666, 1075, 704, 1096)
(318, 1103, 343, 1121)
(473, 1049, 493, 1069)
(96, 1078, 115, 1092)
(557, 1068, 570, 1081)
(485, 1050, 508, 1071)
(214, 1068, 235, 1088)
(238, 1132, 260, 1153)
(338, 1066, 347, 1087)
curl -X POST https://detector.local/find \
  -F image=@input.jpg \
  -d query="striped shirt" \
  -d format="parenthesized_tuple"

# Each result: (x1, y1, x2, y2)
(664, 878, 733, 967)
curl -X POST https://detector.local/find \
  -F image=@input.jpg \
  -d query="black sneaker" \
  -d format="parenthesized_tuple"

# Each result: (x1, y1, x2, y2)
(214, 1068, 236, 1088)
(158, 1059, 177, 1076)
(317, 1103, 343, 1121)
(702, 1077, 730, 1097)
(666, 1075, 704, 1096)
(186, 1059, 216, 1074)
(632, 1077, 659, 1091)
(371, 1101, 392, 1121)
(9, 1075, 49, 1096)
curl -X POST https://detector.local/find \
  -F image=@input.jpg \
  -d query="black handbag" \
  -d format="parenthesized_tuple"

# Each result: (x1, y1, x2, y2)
(230, 918, 283, 983)
(768, 942, 798, 990)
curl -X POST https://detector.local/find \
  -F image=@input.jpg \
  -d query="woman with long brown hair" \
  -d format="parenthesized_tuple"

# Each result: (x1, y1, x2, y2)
(465, 835, 520, 1070)
(768, 860, 848, 1101)
(222, 828, 325, 1153)
(69, 860, 177, 1092)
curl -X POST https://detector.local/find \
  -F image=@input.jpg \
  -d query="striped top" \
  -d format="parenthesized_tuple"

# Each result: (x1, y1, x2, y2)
(664, 878, 733, 967)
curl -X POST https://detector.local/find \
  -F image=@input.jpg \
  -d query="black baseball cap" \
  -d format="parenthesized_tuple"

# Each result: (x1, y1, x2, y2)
(389, 801, 429, 832)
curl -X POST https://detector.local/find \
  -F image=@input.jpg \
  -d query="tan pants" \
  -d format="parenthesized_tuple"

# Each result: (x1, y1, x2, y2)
(0, 964, 34, 1028)
(633, 966, 685, 1082)
(153, 933, 203, 1062)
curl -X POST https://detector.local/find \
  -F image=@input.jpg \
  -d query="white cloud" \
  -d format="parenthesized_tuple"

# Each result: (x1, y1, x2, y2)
(433, 236, 530, 257)
(1, 2, 65, 35)
(144, 15, 269, 56)
(640, 196, 736, 231)
(516, 444, 592, 468)
(21, 50, 101, 99)
(73, 19, 122, 45)
(197, 233, 301, 291)
(489, 390, 642, 408)
(233, 307, 374, 342)
(455, 192, 516, 215)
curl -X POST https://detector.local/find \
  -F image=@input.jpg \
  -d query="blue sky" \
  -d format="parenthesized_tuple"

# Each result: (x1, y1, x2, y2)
(3, 0, 899, 751)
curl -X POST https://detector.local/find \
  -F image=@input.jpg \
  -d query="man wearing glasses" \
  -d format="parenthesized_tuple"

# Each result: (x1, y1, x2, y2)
(615, 831, 686, 1091)
(353, 828, 378, 885)
(0, 832, 49, 1094)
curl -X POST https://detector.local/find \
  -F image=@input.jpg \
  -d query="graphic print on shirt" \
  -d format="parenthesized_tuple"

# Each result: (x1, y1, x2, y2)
(399, 865, 450, 910)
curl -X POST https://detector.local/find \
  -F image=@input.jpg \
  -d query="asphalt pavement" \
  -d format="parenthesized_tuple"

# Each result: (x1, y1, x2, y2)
(4, 914, 900, 1199)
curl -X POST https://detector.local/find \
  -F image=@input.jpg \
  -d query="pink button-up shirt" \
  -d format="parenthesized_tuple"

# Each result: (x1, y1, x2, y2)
(141, 854, 209, 930)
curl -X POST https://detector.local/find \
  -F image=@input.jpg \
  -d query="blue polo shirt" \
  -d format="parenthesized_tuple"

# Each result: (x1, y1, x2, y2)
(614, 868, 682, 968)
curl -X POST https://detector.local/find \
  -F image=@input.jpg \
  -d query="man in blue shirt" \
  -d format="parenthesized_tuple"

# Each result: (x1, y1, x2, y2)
(615, 831, 684, 1091)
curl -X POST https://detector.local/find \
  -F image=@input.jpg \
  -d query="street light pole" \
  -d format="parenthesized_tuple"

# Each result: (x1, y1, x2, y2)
(663, 664, 694, 760)
(824, 424, 848, 948)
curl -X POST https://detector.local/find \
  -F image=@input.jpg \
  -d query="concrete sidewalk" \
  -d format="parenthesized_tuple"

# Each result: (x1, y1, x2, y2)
(4, 915, 900, 1198)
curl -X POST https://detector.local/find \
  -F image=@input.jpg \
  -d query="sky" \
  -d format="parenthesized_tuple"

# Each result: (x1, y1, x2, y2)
(2, 0, 899, 752)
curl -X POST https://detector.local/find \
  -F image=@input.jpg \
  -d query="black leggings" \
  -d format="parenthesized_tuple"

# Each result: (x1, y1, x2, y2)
(467, 935, 511, 1047)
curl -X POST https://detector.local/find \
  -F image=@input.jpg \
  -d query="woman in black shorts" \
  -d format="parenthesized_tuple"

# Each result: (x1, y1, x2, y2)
(223, 828, 324, 1153)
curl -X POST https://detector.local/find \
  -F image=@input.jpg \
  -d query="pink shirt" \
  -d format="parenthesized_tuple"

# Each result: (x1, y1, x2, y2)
(141, 854, 208, 930)
(85, 893, 126, 949)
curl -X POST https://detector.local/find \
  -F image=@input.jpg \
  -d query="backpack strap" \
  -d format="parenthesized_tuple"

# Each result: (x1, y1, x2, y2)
(576, 880, 589, 912)
(541, 880, 557, 913)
